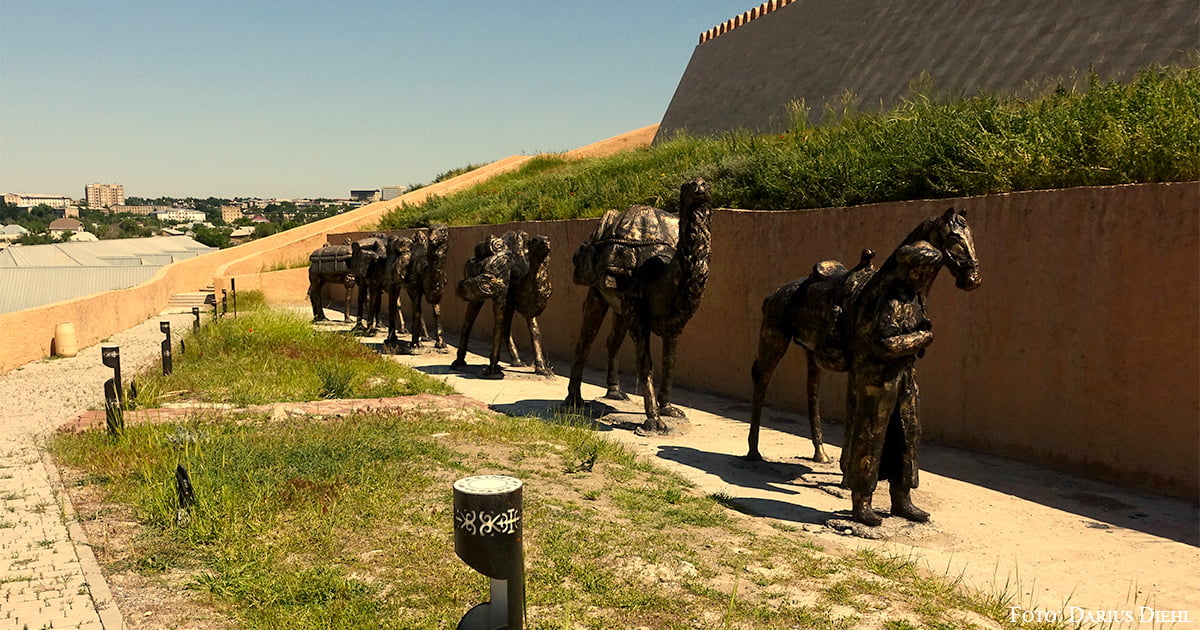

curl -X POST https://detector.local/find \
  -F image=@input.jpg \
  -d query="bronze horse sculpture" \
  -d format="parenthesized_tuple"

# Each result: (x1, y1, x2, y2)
(746, 208, 982, 462)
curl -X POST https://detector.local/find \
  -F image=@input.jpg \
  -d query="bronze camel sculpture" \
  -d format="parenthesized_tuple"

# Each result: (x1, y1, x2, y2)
(746, 207, 981, 462)
(564, 179, 714, 434)
(307, 240, 356, 322)
(451, 230, 554, 378)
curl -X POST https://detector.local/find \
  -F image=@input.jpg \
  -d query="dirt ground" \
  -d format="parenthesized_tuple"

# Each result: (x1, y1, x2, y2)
(380, 334, 1199, 630)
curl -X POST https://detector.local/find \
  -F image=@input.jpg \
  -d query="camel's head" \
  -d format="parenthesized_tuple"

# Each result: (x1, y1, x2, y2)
(528, 234, 551, 261)
(428, 225, 449, 255)
(679, 178, 712, 209)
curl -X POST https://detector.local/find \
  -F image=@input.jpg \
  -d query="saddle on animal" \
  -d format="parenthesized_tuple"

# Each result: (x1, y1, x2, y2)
(309, 244, 352, 276)
(573, 205, 679, 289)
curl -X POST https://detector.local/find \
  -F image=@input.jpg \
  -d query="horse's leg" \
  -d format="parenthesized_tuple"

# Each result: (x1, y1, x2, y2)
(807, 351, 830, 463)
(658, 334, 686, 418)
(564, 288, 608, 408)
(452, 300, 482, 370)
(747, 324, 790, 461)
(602, 314, 628, 400)
(527, 315, 553, 377)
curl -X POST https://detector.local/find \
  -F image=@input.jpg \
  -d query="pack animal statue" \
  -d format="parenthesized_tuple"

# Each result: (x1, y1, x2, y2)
(842, 240, 944, 526)
(379, 234, 413, 345)
(564, 178, 714, 435)
(307, 240, 356, 322)
(746, 208, 981, 463)
(451, 230, 554, 378)
(404, 225, 450, 352)
(348, 234, 390, 335)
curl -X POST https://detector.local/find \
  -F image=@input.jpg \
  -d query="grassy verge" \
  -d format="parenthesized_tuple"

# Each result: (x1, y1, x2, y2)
(134, 294, 454, 407)
(52, 410, 1051, 629)
(379, 63, 1199, 229)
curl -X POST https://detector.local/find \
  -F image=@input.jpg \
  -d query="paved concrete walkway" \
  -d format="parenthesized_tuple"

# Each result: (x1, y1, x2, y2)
(374, 334, 1199, 629)
(1, 313, 192, 630)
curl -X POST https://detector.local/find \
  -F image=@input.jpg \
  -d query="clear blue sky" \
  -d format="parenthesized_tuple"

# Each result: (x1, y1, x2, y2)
(1, 1, 745, 200)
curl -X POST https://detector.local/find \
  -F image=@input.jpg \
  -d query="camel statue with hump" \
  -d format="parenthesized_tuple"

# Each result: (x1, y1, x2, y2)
(564, 178, 714, 435)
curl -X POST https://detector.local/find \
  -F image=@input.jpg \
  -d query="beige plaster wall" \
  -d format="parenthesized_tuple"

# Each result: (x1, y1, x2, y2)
(333, 182, 1199, 499)
(0, 125, 659, 375)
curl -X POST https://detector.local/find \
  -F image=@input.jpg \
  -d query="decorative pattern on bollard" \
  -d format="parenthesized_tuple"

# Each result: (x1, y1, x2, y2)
(160, 321, 173, 376)
(453, 475, 525, 630)
(101, 346, 124, 435)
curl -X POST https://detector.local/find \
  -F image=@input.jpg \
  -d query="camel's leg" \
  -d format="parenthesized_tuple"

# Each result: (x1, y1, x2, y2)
(480, 298, 508, 379)
(658, 334, 686, 419)
(507, 330, 525, 367)
(526, 315, 554, 377)
(602, 315, 628, 400)
(632, 325, 667, 435)
(747, 325, 790, 461)
(430, 300, 446, 350)
(385, 287, 401, 343)
(564, 289, 609, 408)
(394, 290, 407, 335)
(806, 352, 830, 463)
(309, 276, 326, 321)
(409, 288, 424, 350)
(353, 284, 369, 332)
(451, 300, 483, 370)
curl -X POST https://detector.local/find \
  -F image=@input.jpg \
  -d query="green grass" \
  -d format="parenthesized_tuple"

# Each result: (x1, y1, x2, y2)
(379, 63, 1199, 229)
(51, 410, 1061, 630)
(133, 295, 454, 407)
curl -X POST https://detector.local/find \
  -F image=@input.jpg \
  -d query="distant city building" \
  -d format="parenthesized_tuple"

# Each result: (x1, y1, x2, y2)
(381, 186, 407, 201)
(111, 205, 172, 216)
(85, 183, 125, 208)
(151, 209, 207, 224)
(4, 193, 75, 210)
(0, 224, 30, 243)
(56, 206, 82, 219)
(350, 189, 381, 203)
(48, 218, 83, 235)
(220, 205, 243, 223)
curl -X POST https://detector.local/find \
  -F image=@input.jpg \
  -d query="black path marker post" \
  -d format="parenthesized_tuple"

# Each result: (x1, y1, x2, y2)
(231, 278, 238, 316)
(221, 289, 228, 316)
(175, 464, 195, 525)
(101, 346, 124, 435)
(454, 475, 525, 630)
(212, 297, 219, 319)
(192, 306, 201, 331)
(160, 321, 173, 375)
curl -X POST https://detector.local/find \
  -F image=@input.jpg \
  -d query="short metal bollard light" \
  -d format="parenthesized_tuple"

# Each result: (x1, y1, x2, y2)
(192, 306, 201, 331)
(453, 475, 525, 630)
(101, 346, 124, 435)
(160, 321, 173, 375)
(231, 278, 238, 316)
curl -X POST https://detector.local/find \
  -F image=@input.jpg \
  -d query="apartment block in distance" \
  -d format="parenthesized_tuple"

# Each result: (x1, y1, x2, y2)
(85, 183, 125, 209)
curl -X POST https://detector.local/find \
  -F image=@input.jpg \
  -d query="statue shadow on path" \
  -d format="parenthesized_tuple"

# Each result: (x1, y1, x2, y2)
(653, 445, 838, 525)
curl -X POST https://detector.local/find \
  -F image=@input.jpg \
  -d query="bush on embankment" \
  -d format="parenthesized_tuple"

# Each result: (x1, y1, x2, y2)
(379, 64, 1199, 228)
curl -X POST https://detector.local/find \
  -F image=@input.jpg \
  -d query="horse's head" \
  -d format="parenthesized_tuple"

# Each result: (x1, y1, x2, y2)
(933, 208, 982, 291)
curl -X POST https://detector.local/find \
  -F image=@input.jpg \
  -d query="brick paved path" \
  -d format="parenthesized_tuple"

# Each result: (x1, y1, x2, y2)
(1, 313, 192, 630)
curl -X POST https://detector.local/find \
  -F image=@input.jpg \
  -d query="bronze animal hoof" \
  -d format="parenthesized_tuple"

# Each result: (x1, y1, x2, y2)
(602, 389, 629, 401)
(480, 366, 504, 380)
(812, 447, 831, 464)
(534, 365, 556, 378)
(659, 404, 687, 419)
(450, 358, 469, 371)
(744, 450, 764, 462)
(561, 393, 588, 409)
(634, 420, 672, 436)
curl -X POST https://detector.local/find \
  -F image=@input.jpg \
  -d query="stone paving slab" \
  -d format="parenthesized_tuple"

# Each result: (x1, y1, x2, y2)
(1, 312, 193, 630)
